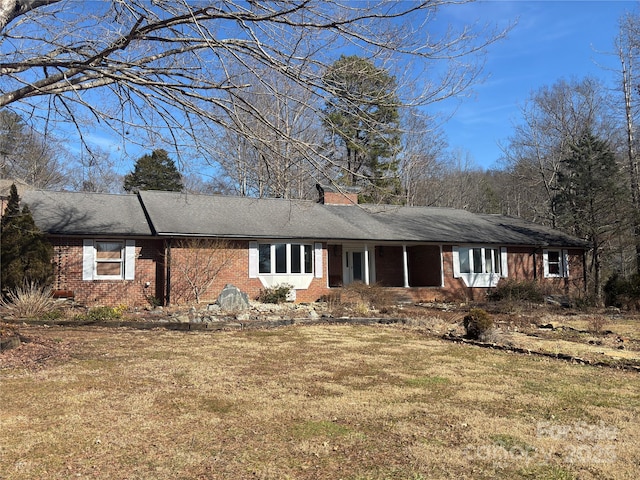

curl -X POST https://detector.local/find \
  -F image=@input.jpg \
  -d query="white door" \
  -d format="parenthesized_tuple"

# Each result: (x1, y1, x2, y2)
(343, 248, 374, 285)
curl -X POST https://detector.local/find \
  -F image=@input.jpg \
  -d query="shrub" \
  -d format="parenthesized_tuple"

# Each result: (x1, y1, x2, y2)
(488, 279, 544, 303)
(258, 284, 292, 304)
(463, 308, 494, 340)
(603, 273, 640, 309)
(76, 306, 125, 322)
(1, 283, 57, 319)
(587, 315, 607, 334)
(339, 282, 395, 313)
(1, 185, 54, 292)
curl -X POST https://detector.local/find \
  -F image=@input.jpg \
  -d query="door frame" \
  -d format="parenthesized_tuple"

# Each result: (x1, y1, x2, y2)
(342, 245, 375, 285)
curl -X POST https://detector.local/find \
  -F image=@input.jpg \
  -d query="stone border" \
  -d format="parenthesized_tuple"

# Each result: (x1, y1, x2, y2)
(442, 333, 640, 373)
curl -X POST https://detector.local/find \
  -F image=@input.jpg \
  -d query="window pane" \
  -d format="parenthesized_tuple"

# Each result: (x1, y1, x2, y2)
(548, 251, 561, 275)
(275, 244, 287, 273)
(493, 249, 501, 274)
(304, 245, 313, 274)
(96, 242, 122, 259)
(473, 248, 483, 273)
(459, 247, 470, 273)
(291, 244, 301, 273)
(96, 262, 121, 276)
(485, 249, 493, 273)
(259, 244, 271, 274)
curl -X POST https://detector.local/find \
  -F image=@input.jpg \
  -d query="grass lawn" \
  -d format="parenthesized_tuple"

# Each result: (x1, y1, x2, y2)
(1, 323, 639, 479)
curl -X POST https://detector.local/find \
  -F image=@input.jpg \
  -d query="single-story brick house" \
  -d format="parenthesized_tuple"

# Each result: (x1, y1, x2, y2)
(21, 185, 588, 307)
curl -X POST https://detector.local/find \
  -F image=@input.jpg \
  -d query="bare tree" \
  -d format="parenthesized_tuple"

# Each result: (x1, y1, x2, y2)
(501, 77, 616, 227)
(170, 238, 239, 304)
(0, 110, 67, 188)
(0, 0, 507, 184)
(65, 149, 123, 193)
(398, 110, 448, 206)
(616, 12, 640, 274)
(207, 67, 323, 199)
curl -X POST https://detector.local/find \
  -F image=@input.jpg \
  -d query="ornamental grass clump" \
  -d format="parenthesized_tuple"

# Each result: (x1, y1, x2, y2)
(1, 283, 57, 319)
(463, 308, 494, 341)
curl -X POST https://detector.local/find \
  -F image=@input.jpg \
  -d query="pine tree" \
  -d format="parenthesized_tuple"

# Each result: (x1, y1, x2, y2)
(554, 131, 628, 301)
(1, 184, 54, 291)
(322, 55, 401, 202)
(123, 149, 183, 193)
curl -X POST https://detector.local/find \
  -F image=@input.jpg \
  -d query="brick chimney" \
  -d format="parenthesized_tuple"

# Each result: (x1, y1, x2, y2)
(316, 184, 359, 205)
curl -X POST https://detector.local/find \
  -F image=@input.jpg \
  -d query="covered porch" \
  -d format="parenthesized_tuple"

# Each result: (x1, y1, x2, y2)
(326, 243, 443, 288)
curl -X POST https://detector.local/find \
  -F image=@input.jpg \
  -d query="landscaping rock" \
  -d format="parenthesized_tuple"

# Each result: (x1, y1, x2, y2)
(217, 284, 250, 311)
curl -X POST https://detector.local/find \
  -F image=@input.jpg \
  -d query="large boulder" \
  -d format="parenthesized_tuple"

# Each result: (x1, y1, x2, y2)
(217, 284, 250, 311)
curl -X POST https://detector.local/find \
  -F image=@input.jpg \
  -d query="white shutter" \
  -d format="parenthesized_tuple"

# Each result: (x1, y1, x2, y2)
(562, 249, 569, 278)
(248, 241, 258, 278)
(314, 243, 323, 278)
(452, 246, 461, 278)
(124, 240, 136, 280)
(82, 239, 94, 281)
(500, 247, 508, 277)
(543, 249, 550, 277)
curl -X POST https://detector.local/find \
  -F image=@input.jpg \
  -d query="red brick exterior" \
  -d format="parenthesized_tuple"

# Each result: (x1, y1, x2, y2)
(51, 237, 163, 307)
(168, 240, 330, 305)
(50, 236, 586, 307)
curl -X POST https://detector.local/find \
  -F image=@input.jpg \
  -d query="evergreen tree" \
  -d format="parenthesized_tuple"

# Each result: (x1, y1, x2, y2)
(553, 131, 628, 301)
(322, 55, 401, 202)
(1, 184, 54, 291)
(123, 149, 183, 192)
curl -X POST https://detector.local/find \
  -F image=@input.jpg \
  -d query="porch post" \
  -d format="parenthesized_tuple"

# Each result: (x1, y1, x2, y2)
(402, 245, 410, 288)
(364, 244, 370, 285)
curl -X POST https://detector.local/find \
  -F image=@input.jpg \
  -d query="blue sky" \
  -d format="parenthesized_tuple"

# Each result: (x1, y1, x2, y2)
(438, 0, 637, 170)
(76, 1, 637, 177)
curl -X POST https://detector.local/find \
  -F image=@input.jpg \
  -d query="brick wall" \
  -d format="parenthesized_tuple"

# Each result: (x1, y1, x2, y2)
(51, 237, 163, 307)
(168, 240, 331, 305)
(51, 236, 586, 307)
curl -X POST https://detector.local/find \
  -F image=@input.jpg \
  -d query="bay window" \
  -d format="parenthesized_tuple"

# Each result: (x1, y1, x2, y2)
(453, 246, 507, 288)
(258, 243, 313, 275)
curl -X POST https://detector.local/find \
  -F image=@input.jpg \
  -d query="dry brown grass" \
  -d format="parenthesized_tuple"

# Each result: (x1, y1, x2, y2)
(1, 324, 639, 479)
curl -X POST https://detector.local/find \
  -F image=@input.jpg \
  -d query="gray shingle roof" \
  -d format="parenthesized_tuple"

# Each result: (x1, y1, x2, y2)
(22, 190, 153, 236)
(21, 189, 587, 248)
(138, 191, 587, 247)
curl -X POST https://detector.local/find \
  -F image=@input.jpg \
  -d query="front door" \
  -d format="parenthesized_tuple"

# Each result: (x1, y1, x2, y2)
(343, 248, 374, 285)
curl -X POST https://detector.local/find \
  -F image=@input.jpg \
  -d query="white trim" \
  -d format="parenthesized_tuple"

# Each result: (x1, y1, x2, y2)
(248, 241, 258, 278)
(452, 246, 461, 278)
(543, 249, 566, 278)
(314, 243, 323, 278)
(453, 245, 503, 288)
(124, 240, 136, 280)
(563, 249, 569, 277)
(402, 244, 409, 288)
(363, 244, 370, 285)
(500, 247, 508, 278)
(82, 239, 94, 281)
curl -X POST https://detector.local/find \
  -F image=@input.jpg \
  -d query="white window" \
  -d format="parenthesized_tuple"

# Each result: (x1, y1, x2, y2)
(457, 247, 501, 275)
(258, 243, 313, 274)
(453, 246, 506, 288)
(543, 249, 569, 278)
(249, 241, 323, 289)
(83, 239, 136, 280)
